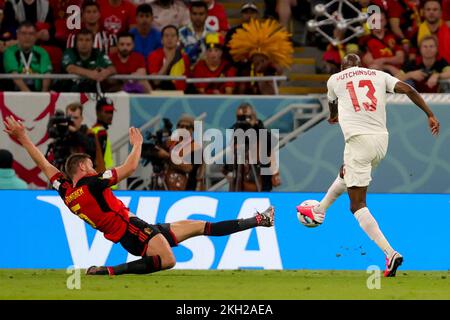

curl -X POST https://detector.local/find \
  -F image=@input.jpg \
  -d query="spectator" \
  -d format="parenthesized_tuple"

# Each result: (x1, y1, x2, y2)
(226, 1, 259, 38)
(396, 35, 450, 92)
(147, 25, 189, 91)
(2, 0, 62, 72)
(361, 11, 405, 75)
(191, 32, 236, 94)
(151, 0, 190, 31)
(98, 0, 137, 35)
(235, 32, 285, 94)
(275, 0, 296, 30)
(228, 19, 293, 93)
(179, 1, 214, 66)
(90, 97, 116, 172)
(223, 103, 280, 192)
(49, 0, 82, 46)
(2, 0, 54, 44)
(412, 0, 450, 63)
(224, 0, 259, 62)
(60, 29, 116, 92)
(322, 21, 362, 74)
(387, 0, 421, 48)
(0, 149, 28, 189)
(357, 0, 389, 37)
(154, 114, 205, 191)
(67, 1, 117, 54)
(109, 32, 151, 93)
(204, 0, 229, 34)
(3, 21, 52, 92)
(129, 3, 161, 58)
(0, 0, 16, 48)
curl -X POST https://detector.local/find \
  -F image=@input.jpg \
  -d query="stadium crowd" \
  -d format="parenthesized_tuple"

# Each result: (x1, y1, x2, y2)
(0, 0, 288, 95)
(322, 0, 450, 93)
(0, 0, 447, 93)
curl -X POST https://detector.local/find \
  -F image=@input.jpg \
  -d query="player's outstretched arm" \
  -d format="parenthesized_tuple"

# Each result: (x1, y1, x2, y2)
(3, 116, 60, 180)
(394, 81, 440, 136)
(115, 127, 143, 183)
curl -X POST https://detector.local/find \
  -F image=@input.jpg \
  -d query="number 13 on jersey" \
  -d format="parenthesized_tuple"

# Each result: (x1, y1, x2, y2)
(346, 80, 378, 112)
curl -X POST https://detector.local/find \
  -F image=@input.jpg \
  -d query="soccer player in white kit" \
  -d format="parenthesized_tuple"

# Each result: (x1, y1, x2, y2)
(297, 54, 440, 277)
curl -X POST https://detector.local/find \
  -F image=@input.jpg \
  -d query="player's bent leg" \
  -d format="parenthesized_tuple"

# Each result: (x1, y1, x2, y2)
(145, 233, 176, 270)
(87, 218, 174, 276)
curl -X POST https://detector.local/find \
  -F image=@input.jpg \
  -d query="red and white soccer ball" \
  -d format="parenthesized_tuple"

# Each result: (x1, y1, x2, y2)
(297, 199, 322, 228)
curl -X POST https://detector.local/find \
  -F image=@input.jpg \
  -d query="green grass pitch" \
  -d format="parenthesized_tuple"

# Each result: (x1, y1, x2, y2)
(1, 269, 449, 300)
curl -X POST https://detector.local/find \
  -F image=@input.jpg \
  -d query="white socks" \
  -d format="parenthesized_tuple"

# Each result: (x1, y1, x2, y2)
(354, 207, 395, 258)
(315, 175, 347, 214)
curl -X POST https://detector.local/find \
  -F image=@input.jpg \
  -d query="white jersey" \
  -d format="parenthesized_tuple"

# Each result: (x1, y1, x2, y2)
(327, 66, 399, 141)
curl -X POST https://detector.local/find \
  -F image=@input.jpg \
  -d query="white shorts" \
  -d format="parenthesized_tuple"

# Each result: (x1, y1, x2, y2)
(343, 134, 388, 187)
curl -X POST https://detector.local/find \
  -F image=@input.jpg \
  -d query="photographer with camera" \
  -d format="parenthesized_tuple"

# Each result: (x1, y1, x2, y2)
(46, 102, 96, 171)
(223, 103, 280, 192)
(142, 115, 204, 191)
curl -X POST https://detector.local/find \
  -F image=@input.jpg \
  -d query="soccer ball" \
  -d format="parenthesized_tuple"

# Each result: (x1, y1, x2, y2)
(297, 199, 321, 228)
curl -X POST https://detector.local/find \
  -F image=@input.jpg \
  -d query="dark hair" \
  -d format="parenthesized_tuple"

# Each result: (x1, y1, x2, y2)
(82, 0, 100, 11)
(137, 3, 153, 15)
(65, 153, 91, 179)
(422, 0, 441, 8)
(96, 97, 114, 112)
(17, 21, 36, 32)
(76, 28, 94, 42)
(117, 32, 134, 42)
(190, 1, 208, 11)
(0, 149, 13, 169)
(161, 24, 178, 37)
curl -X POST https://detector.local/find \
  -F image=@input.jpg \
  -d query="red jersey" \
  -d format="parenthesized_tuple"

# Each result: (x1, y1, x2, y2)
(98, 0, 137, 35)
(206, 1, 229, 33)
(109, 51, 146, 74)
(444, 0, 450, 22)
(366, 32, 401, 59)
(387, 0, 420, 39)
(192, 59, 236, 93)
(147, 48, 190, 90)
(50, 169, 129, 243)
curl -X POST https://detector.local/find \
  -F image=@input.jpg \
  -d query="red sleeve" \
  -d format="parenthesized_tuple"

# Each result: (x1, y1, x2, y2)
(95, 169, 118, 189)
(387, 1, 403, 19)
(50, 172, 65, 185)
(147, 50, 163, 74)
(192, 62, 208, 89)
(444, 0, 450, 20)
(126, 1, 137, 26)
(225, 66, 236, 88)
(217, 4, 229, 32)
(182, 53, 190, 75)
(133, 53, 146, 70)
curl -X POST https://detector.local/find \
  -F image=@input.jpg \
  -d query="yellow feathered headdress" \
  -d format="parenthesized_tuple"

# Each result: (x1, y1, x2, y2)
(229, 19, 294, 68)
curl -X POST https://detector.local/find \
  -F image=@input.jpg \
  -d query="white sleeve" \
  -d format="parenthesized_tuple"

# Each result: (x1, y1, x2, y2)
(327, 77, 337, 102)
(384, 72, 400, 93)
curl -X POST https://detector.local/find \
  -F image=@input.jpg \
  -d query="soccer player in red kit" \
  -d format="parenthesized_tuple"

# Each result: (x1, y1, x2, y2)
(4, 116, 275, 276)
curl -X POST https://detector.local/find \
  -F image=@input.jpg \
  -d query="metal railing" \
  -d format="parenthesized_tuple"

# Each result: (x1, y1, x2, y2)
(0, 74, 288, 95)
